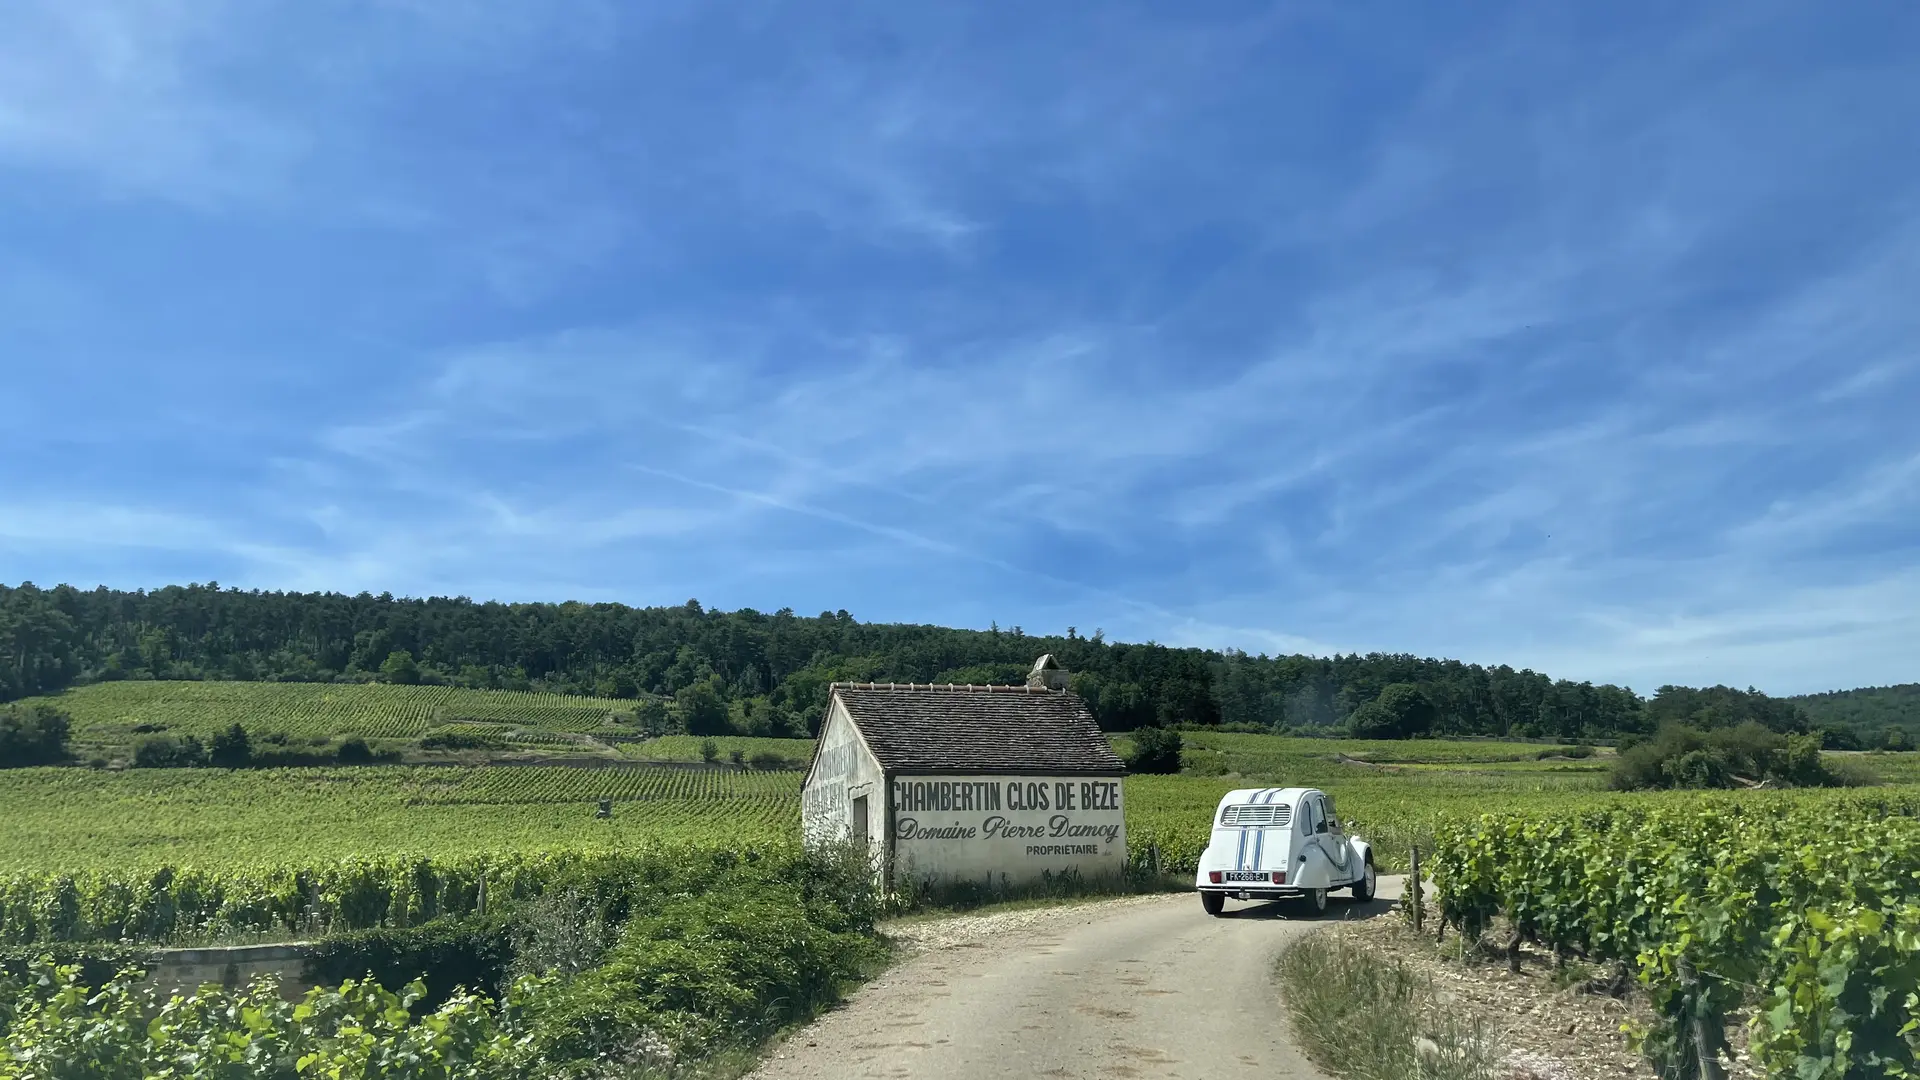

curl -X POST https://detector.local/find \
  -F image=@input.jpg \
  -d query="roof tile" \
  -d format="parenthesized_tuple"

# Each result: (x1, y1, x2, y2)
(832, 682, 1125, 774)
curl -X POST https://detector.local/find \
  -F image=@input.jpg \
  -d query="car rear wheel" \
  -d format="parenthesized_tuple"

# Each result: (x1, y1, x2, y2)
(1201, 891, 1225, 916)
(1299, 887, 1328, 917)
(1351, 856, 1376, 901)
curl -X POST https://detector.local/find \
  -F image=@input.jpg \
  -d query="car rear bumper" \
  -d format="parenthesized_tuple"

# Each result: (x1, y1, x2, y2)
(1197, 886, 1305, 900)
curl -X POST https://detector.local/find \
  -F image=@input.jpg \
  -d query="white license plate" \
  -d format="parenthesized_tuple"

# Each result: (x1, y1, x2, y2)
(1224, 871, 1267, 882)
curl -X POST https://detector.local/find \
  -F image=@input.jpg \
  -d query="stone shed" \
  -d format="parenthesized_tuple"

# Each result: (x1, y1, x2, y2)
(801, 655, 1127, 889)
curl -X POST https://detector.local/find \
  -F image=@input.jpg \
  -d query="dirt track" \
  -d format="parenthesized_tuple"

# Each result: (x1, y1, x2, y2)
(750, 877, 1404, 1080)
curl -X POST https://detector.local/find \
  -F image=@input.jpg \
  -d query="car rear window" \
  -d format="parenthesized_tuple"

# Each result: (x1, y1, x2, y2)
(1220, 803, 1293, 827)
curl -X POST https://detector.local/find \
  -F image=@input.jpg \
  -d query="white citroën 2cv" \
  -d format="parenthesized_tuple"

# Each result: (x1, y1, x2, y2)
(1193, 786, 1376, 916)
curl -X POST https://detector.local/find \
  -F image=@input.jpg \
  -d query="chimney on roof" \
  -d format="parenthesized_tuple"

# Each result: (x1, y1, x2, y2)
(1027, 654, 1069, 691)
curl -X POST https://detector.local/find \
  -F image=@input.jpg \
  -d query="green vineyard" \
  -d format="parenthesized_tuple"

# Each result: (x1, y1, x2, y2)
(0, 766, 799, 876)
(0, 756, 1726, 947)
(1430, 794, 1920, 1078)
(28, 681, 641, 753)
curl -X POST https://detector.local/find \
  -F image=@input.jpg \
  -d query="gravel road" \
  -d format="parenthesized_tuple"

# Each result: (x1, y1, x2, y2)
(751, 877, 1404, 1080)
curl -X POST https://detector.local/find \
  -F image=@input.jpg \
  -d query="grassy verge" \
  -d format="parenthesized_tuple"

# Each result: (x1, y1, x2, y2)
(1277, 932, 1503, 1080)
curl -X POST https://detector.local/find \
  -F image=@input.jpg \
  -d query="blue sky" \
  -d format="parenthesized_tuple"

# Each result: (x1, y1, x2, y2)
(3, 1, 1917, 696)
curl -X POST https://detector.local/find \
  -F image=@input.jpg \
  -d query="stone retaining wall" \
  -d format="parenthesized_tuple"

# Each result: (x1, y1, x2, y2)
(145, 942, 315, 1001)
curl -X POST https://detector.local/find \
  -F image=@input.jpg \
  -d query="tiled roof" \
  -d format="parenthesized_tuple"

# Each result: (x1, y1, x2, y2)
(831, 682, 1125, 774)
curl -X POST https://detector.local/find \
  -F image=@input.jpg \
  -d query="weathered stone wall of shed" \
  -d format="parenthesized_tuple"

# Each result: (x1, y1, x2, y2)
(800, 699, 886, 869)
(889, 774, 1126, 888)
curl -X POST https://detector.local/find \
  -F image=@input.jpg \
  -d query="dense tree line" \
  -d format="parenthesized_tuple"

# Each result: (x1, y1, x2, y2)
(1790, 683, 1920, 741)
(0, 581, 1897, 742)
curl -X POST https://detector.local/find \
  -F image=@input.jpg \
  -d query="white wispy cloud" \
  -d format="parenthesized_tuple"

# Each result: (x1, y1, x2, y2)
(2, 0, 1915, 696)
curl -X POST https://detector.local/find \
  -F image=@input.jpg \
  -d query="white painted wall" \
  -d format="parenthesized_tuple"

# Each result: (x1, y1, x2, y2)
(889, 774, 1126, 887)
(800, 699, 886, 870)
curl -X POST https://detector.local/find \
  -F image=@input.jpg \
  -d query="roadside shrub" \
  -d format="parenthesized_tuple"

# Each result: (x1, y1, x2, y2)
(699, 738, 720, 763)
(748, 750, 791, 770)
(796, 836, 887, 931)
(1125, 726, 1183, 774)
(336, 736, 374, 763)
(523, 880, 887, 1065)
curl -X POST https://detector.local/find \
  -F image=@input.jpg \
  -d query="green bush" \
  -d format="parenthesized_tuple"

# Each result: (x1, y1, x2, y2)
(1125, 726, 1183, 774)
(1609, 722, 1841, 790)
(336, 736, 374, 763)
(419, 729, 508, 752)
(131, 733, 206, 768)
(524, 880, 887, 1065)
(208, 722, 252, 768)
(0, 704, 71, 768)
(303, 914, 516, 1012)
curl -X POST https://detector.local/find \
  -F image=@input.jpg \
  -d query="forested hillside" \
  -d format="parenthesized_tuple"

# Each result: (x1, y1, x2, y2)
(0, 581, 1893, 742)
(1790, 683, 1920, 742)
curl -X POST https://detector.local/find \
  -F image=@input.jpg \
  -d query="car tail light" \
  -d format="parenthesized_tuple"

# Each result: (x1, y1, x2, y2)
(1208, 871, 1222, 884)
(1271, 871, 1287, 884)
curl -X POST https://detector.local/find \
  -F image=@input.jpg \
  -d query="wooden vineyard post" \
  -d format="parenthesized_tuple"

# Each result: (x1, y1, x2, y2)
(1676, 958, 1728, 1080)
(1409, 845, 1423, 932)
(477, 872, 488, 917)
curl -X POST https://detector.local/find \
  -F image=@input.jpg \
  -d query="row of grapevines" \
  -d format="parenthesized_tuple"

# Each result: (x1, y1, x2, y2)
(0, 844, 793, 946)
(1429, 792, 1920, 1079)
(407, 765, 802, 805)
